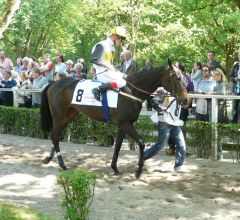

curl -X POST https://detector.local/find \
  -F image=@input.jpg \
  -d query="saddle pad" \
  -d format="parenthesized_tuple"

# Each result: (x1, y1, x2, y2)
(71, 79, 118, 108)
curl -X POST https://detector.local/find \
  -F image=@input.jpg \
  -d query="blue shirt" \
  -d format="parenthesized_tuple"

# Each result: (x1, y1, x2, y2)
(196, 77, 216, 94)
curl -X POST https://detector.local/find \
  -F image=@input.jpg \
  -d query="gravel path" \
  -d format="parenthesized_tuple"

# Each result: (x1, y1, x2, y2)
(0, 134, 240, 220)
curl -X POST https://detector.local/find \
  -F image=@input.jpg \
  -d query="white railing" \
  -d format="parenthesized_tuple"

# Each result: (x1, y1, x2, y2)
(0, 88, 42, 107)
(1, 88, 240, 160)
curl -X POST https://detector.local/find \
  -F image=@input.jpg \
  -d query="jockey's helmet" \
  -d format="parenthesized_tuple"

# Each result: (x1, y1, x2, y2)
(111, 26, 127, 39)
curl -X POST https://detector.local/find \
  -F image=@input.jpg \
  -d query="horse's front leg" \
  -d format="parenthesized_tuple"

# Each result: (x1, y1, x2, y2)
(111, 128, 126, 175)
(121, 122, 145, 178)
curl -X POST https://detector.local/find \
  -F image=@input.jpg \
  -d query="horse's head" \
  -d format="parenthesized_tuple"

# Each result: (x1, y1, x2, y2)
(162, 59, 189, 104)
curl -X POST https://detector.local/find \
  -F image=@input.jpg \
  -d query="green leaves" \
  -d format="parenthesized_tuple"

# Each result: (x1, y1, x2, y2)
(57, 169, 97, 220)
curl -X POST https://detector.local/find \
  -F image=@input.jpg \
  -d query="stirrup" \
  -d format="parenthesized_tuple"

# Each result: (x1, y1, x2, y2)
(92, 88, 101, 101)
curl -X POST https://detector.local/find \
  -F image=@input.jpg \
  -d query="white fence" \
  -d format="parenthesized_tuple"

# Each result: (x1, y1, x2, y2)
(1, 88, 240, 160)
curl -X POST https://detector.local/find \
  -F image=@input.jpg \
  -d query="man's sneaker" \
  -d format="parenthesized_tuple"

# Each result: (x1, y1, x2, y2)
(174, 166, 190, 173)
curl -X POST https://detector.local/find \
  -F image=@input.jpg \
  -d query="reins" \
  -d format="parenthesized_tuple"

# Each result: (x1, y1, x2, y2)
(125, 68, 179, 100)
(126, 81, 153, 96)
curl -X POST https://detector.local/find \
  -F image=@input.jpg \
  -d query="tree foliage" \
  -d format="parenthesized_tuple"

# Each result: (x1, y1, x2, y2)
(1, 0, 240, 73)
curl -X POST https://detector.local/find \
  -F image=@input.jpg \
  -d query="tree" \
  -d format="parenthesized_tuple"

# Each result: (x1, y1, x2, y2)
(0, 0, 21, 39)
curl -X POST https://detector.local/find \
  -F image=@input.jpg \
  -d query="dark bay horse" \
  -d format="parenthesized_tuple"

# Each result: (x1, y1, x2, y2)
(40, 63, 188, 177)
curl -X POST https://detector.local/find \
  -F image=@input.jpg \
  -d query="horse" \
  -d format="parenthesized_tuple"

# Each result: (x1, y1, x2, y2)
(40, 61, 188, 178)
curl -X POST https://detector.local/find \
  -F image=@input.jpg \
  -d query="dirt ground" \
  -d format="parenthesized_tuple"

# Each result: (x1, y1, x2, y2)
(0, 134, 240, 220)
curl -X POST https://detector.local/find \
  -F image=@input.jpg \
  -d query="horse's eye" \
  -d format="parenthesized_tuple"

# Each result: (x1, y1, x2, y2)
(177, 77, 181, 81)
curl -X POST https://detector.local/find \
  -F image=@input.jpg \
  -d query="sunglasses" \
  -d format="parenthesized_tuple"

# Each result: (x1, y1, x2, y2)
(203, 69, 209, 72)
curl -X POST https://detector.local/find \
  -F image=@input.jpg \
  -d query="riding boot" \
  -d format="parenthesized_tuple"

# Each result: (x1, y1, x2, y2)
(92, 83, 112, 101)
(99, 83, 112, 93)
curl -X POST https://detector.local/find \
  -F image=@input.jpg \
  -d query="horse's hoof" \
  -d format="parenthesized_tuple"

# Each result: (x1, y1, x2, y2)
(114, 170, 121, 175)
(62, 167, 68, 171)
(135, 168, 143, 179)
(112, 167, 120, 175)
(42, 157, 52, 164)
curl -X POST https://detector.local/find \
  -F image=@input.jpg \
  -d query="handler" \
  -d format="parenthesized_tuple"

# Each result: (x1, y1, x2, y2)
(90, 26, 127, 100)
(143, 87, 190, 173)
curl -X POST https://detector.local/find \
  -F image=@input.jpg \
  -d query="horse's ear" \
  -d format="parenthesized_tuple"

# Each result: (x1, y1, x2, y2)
(172, 64, 179, 73)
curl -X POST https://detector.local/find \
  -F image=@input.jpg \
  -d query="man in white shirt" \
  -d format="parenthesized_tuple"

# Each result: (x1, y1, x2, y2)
(143, 87, 190, 173)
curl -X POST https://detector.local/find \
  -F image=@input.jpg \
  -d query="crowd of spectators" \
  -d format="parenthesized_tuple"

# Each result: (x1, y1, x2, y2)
(0, 49, 240, 124)
(0, 50, 88, 108)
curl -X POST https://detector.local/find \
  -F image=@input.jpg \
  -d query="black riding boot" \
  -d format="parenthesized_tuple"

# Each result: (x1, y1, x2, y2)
(92, 83, 112, 101)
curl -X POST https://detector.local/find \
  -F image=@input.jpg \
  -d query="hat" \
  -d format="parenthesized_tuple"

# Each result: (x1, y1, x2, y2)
(111, 26, 127, 39)
(66, 60, 73, 65)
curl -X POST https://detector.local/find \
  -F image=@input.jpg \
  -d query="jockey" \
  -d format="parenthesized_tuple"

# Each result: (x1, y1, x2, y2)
(90, 26, 127, 100)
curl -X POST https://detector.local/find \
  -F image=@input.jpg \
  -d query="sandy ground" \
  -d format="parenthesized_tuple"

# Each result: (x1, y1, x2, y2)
(0, 134, 240, 220)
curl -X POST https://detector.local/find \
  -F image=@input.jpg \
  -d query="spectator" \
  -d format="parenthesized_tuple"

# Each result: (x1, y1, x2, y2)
(210, 68, 227, 124)
(55, 54, 67, 74)
(142, 58, 154, 111)
(143, 87, 190, 173)
(0, 69, 17, 106)
(142, 58, 154, 71)
(195, 64, 216, 122)
(65, 60, 74, 76)
(210, 68, 228, 159)
(15, 57, 23, 74)
(77, 58, 88, 74)
(115, 51, 125, 72)
(40, 54, 54, 83)
(191, 62, 202, 91)
(55, 72, 66, 81)
(22, 57, 29, 71)
(122, 50, 138, 76)
(11, 71, 21, 87)
(18, 71, 32, 108)
(30, 67, 48, 108)
(90, 67, 97, 79)
(230, 54, 240, 123)
(207, 51, 225, 73)
(73, 63, 87, 79)
(0, 50, 13, 76)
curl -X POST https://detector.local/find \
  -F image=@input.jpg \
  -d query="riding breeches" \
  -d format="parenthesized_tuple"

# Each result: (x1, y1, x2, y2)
(97, 69, 126, 88)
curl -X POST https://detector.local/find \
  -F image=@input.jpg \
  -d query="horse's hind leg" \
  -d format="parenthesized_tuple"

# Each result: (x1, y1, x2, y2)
(111, 128, 125, 175)
(42, 147, 55, 164)
(52, 128, 68, 171)
(120, 123, 145, 178)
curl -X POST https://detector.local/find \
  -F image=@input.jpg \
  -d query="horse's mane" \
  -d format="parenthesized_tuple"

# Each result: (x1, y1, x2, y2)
(126, 65, 167, 83)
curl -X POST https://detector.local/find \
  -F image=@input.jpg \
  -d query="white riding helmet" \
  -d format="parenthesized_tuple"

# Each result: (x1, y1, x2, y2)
(111, 26, 127, 39)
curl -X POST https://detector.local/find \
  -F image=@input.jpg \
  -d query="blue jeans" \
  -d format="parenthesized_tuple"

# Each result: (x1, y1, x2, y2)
(143, 122, 186, 168)
(232, 92, 240, 123)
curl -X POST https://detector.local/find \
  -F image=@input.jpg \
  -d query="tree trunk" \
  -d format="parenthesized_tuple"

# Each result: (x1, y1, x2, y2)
(0, 0, 21, 39)
(233, 0, 240, 9)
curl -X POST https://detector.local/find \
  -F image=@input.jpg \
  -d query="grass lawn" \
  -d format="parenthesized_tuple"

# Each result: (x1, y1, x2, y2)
(0, 202, 56, 220)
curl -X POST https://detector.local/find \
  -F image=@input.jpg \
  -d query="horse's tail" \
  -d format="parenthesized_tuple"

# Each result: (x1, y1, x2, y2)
(40, 83, 53, 132)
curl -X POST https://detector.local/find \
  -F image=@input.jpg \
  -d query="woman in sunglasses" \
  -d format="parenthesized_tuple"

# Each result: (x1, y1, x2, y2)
(195, 64, 216, 121)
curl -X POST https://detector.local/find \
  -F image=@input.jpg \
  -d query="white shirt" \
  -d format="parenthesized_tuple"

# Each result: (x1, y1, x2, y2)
(92, 38, 115, 74)
(150, 91, 184, 126)
(124, 58, 132, 72)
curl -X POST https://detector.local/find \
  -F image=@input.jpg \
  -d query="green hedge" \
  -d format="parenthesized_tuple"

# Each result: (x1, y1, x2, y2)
(0, 106, 156, 146)
(0, 106, 239, 160)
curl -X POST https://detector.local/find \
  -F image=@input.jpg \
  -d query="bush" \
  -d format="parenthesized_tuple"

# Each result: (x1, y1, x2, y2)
(57, 169, 97, 220)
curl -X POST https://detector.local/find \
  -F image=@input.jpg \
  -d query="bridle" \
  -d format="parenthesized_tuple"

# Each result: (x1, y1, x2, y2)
(123, 67, 183, 102)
